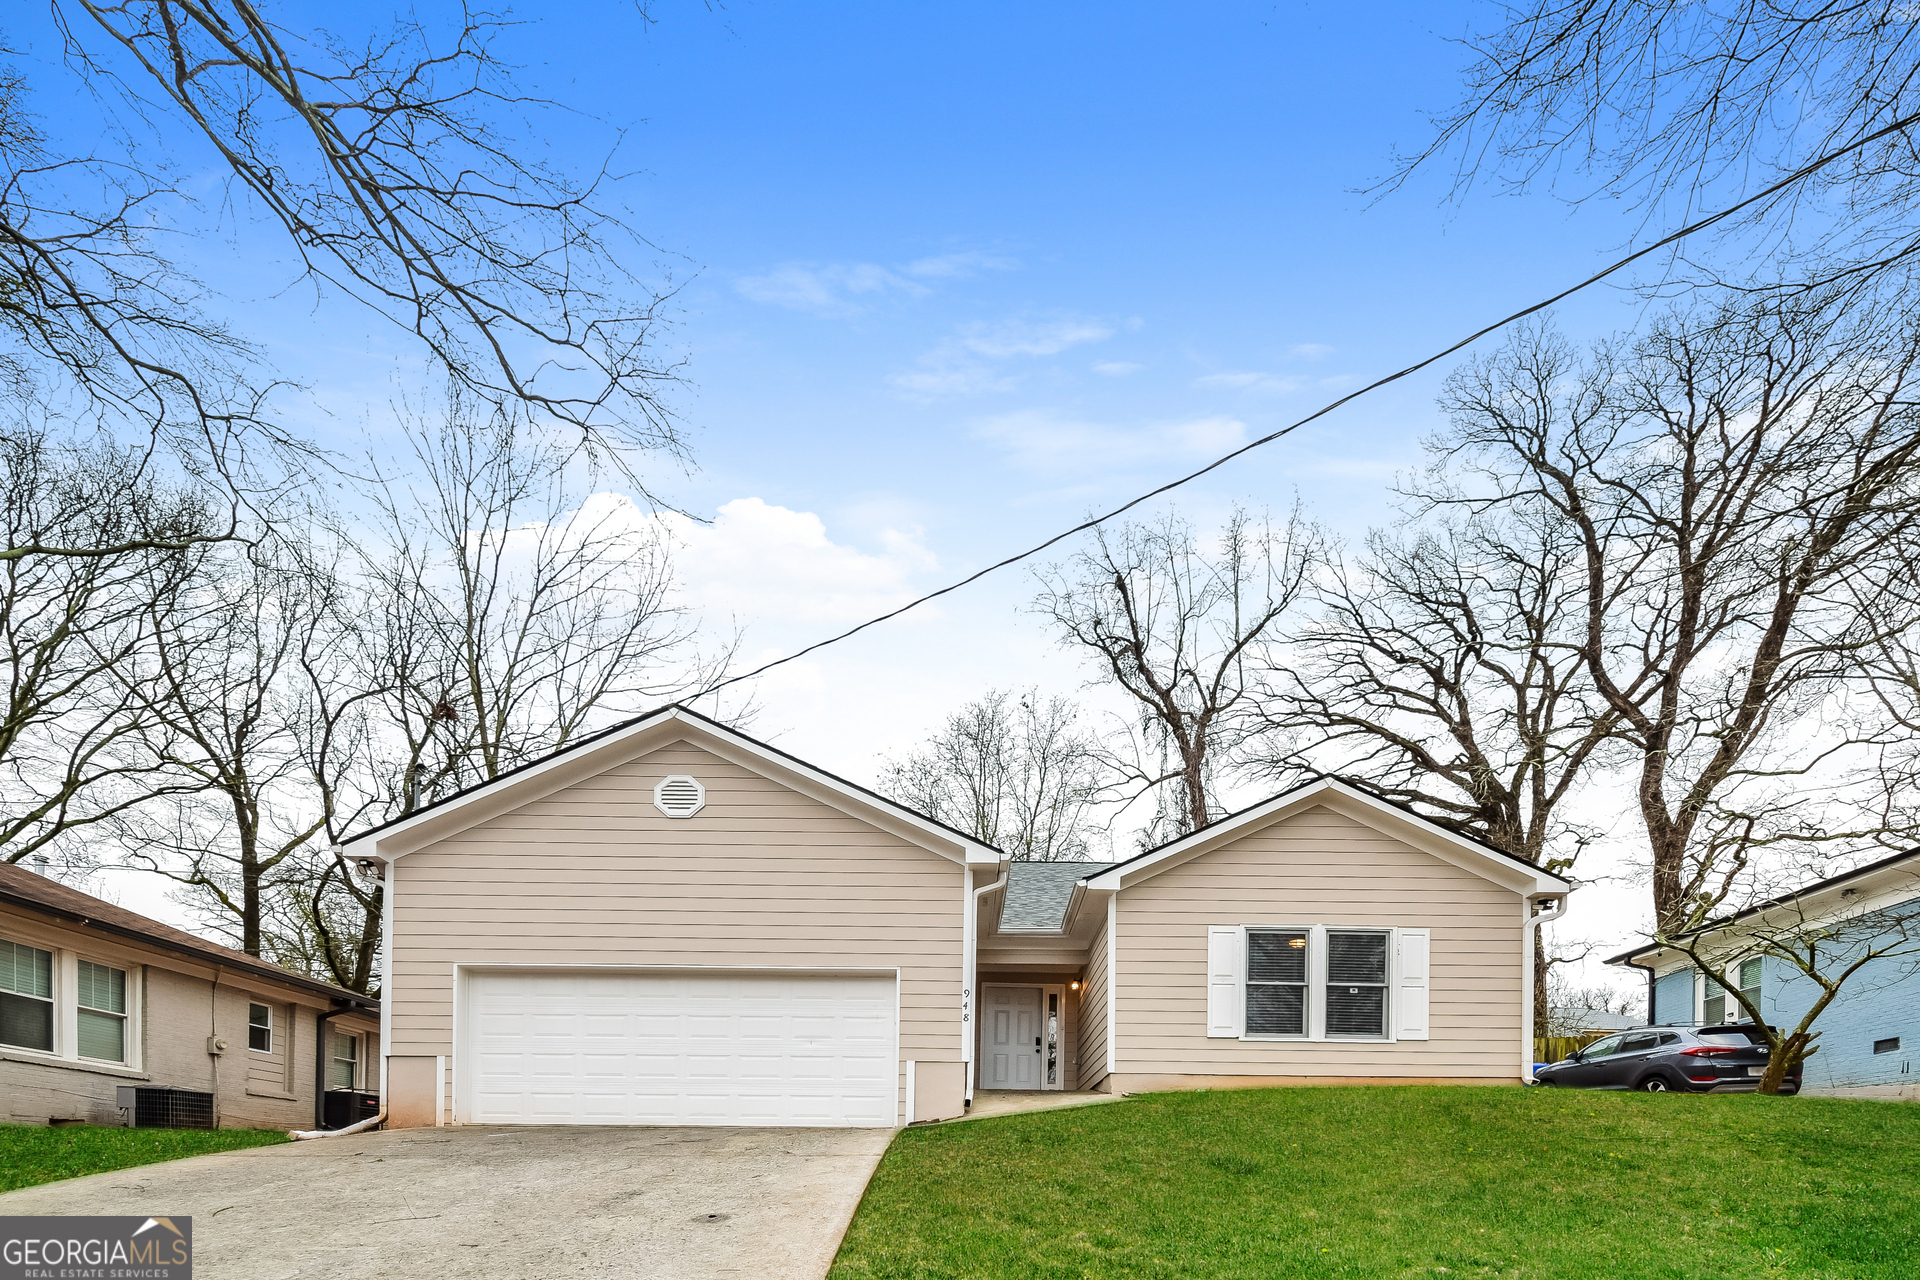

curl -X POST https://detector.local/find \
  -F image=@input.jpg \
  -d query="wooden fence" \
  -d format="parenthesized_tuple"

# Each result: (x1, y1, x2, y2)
(1533, 1033, 1609, 1063)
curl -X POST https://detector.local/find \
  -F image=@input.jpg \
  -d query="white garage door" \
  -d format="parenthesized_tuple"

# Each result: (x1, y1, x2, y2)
(460, 969, 897, 1127)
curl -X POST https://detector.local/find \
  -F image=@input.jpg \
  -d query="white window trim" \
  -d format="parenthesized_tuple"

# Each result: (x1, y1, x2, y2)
(330, 1031, 360, 1090)
(1228, 924, 1405, 1044)
(74, 957, 131, 1066)
(248, 1001, 275, 1054)
(1, 935, 142, 1071)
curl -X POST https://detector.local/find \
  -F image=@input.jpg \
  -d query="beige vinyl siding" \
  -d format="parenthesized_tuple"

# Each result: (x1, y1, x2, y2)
(1079, 916, 1111, 1090)
(1117, 805, 1521, 1080)
(389, 739, 964, 1125)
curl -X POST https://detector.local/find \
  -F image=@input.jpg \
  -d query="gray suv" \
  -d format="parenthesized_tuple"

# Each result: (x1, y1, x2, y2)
(1533, 1025, 1800, 1094)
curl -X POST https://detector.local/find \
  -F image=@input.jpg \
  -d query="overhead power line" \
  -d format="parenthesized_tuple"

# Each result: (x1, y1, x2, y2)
(694, 107, 1920, 700)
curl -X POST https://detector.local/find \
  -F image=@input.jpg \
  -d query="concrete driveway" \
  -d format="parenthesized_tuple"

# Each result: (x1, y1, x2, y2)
(0, 1125, 895, 1280)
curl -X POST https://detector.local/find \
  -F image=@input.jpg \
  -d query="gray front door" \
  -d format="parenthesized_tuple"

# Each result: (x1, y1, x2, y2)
(983, 986, 1043, 1089)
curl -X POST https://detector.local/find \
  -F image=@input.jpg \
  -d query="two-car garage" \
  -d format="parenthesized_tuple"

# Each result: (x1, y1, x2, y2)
(458, 969, 899, 1128)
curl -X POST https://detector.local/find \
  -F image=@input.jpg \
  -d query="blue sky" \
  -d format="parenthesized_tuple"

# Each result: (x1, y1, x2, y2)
(18, 1, 1667, 956)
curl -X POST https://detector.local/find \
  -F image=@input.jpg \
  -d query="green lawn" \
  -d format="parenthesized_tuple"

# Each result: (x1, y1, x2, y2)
(830, 1086, 1920, 1280)
(0, 1125, 289, 1193)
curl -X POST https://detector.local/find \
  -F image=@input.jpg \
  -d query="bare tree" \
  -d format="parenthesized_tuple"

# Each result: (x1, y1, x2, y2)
(881, 689, 1108, 861)
(1034, 506, 1321, 840)
(3, 2, 689, 558)
(1251, 509, 1619, 1024)
(1660, 866, 1920, 1094)
(1438, 298, 1920, 933)
(1395, 0, 1920, 289)
(113, 536, 340, 957)
(0, 430, 206, 866)
(362, 396, 719, 809)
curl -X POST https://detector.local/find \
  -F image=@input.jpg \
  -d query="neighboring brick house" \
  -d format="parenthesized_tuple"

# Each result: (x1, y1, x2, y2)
(1, 862, 379, 1130)
(1611, 848, 1920, 1100)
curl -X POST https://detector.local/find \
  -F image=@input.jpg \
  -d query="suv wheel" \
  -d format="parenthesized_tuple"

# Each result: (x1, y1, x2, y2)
(1638, 1076, 1670, 1093)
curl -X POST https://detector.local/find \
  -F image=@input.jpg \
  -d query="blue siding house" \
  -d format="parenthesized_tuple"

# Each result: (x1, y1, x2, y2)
(1611, 849, 1920, 1100)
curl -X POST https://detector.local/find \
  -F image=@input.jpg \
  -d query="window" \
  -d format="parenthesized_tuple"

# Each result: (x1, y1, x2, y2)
(329, 1032, 358, 1089)
(1703, 959, 1762, 1024)
(1736, 958, 1762, 1020)
(1581, 1034, 1625, 1058)
(76, 961, 126, 1062)
(1325, 931, 1389, 1038)
(1, 939, 54, 1052)
(1246, 930, 1309, 1036)
(248, 1003, 273, 1053)
(1619, 1034, 1658, 1053)
(1875, 1037, 1901, 1055)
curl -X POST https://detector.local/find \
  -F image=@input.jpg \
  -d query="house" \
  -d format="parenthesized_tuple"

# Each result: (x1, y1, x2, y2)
(1, 861, 380, 1131)
(341, 704, 1571, 1129)
(1608, 847, 1920, 1100)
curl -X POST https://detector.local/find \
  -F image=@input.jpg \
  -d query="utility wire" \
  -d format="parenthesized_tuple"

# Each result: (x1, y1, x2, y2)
(694, 107, 1920, 700)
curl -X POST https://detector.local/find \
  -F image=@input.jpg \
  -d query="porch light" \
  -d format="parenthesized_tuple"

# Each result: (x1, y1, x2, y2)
(1069, 980, 1081, 991)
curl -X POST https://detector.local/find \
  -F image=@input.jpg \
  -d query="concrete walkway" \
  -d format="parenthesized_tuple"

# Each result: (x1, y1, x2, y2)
(956, 1090, 1130, 1122)
(0, 1125, 895, 1280)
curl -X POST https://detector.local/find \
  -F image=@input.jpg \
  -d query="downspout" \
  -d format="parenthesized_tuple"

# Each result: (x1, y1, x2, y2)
(310, 1004, 345, 1132)
(1623, 954, 1658, 1025)
(963, 862, 1009, 1109)
(292, 1000, 384, 1139)
(1524, 895, 1567, 1080)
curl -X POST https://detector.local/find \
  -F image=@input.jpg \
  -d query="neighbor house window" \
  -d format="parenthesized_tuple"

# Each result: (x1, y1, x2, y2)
(1703, 958, 1763, 1024)
(75, 961, 126, 1062)
(0, 938, 54, 1053)
(329, 1032, 359, 1089)
(248, 1003, 273, 1053)
(1325, 931, 1389, 1038)
(1246, 930, 1309, 1036)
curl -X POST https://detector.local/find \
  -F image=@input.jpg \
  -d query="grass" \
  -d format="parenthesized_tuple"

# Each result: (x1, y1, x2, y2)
(829, 1086, 1920, 1280)
(0, 1124, 289, 1193)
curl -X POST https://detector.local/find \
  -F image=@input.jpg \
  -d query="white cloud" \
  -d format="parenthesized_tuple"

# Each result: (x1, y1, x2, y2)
(1093, 360, 1144, 376)
(1193, 370, 1308, 393)
(735, 253, 1018, 317)
(957, 317, 1113, 358)
(972, 409, 1248, 474)
(666, 497, 938, 627)
(890, 315, 1115, 401)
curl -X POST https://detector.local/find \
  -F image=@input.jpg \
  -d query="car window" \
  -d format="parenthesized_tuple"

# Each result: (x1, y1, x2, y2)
(1657, 1033, 1679, 1045)
(1696, 1031, 1763, 1046)
(1620, 1034, 1657, 1052)
(1582, 1035, 1624, 1057)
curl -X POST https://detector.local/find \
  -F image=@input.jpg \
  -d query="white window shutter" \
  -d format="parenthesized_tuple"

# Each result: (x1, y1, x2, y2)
(1396, 929, 1431, 1041)
(1207, 926, 1244, 1038)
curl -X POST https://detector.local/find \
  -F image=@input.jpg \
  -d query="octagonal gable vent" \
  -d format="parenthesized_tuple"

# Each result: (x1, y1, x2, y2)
(653, 774, 706, 818)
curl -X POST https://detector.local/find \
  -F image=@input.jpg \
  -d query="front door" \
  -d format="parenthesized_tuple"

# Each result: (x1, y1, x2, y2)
(982, 986, 1043, 1089)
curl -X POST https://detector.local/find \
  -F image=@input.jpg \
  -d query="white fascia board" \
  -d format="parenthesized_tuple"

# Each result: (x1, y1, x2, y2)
(1080, 779, 1569, 897)
(1623, 862, 1920, 971)
(343, 706, 999, 866)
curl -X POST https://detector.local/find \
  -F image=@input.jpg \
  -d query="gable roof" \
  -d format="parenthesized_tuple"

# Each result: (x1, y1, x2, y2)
(1605, 845, 1920, 968)
(0, 862, 376, 1008)
(339, 702, 1004, 865)
(1080, 776, 1571, 896)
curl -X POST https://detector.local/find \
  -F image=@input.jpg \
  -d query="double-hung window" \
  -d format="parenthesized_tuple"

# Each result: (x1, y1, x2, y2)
(1325, 931, 1390, 1038)
(329, 1033, 359, 1089)
(76, 961, 127, 1062)
(1246, 930, 1309, 1036)
(1, 939, 54, 1053)
(248, 1003, 274, 1053)
(1702, 958, 1763, 1024)
(1214, 925, 1418, 1042)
